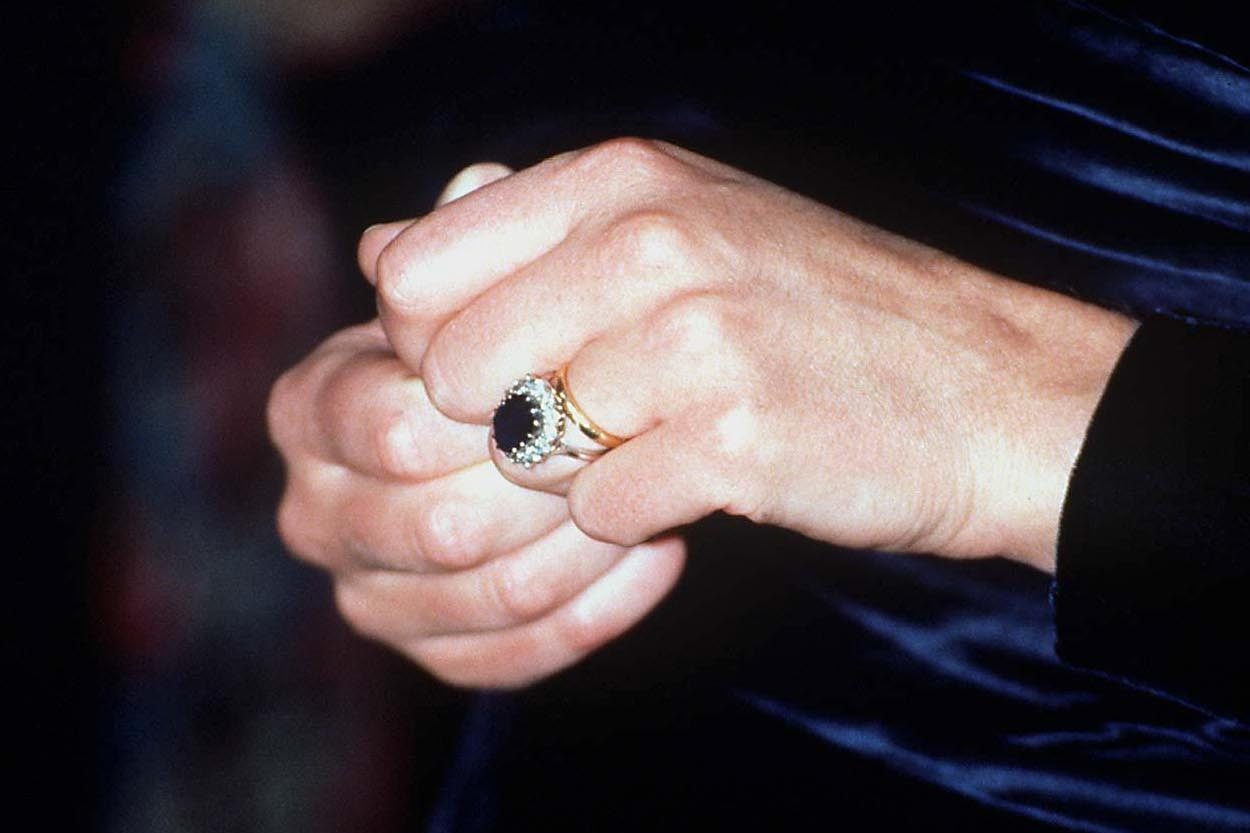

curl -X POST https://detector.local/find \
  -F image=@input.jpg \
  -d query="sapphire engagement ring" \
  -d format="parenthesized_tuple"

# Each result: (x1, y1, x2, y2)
(491, 368, 627, 468)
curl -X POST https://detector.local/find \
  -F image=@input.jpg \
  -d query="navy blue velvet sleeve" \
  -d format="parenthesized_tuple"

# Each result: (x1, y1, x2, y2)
(1055, 316, 1250, 718)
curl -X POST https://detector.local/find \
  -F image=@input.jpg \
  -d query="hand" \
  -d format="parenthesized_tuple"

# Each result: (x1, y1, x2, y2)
(266, 164, 685, 688)
(362, 139, 1137, 572)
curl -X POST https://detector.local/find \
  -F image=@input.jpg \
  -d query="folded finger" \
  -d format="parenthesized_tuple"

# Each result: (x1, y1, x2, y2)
(560, 293, 747, 438)
(374, 140, 690, 371)
(335, 519, 629, 643)
(485, 295, 744, 498)
(268, 321, 390, 457)
(316, 346, 486, 481)
(487, 427, 585, 497)
(397, 535, 686, 689)
(419, 222, 705, 423)
(356, 163, 516, 286)
(374, 157, 581, 366)
(567, 411, 759, 547)
(337, 461, 570, 573)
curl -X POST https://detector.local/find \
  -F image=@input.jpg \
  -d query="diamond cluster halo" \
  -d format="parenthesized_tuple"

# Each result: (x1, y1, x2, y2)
(492, 374, 565, 468)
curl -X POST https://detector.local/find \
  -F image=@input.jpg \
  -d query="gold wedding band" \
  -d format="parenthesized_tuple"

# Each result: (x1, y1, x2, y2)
(553, 366, 626, 450)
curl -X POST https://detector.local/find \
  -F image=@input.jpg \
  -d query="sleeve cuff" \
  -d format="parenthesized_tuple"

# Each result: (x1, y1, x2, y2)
(1054, 316, 1250, 718)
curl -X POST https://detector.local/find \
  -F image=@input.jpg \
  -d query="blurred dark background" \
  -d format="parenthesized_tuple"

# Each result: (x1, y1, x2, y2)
(13, 2, 1250, 832)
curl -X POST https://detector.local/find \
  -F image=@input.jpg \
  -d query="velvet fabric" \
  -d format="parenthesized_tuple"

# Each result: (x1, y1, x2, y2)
(420, 2, 1250, 830)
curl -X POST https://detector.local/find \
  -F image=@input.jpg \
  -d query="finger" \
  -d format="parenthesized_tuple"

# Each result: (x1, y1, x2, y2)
(566, 410, 760, 547)
(336, 461, 569, 572)
(398, 535, 686, 689)
(279, 458, 568, 574)
(334, 519, 627, 642)
(485, 295, 740, 497)
(374, 157, 579, 362)
(356, 164, 515, 288)
(269, 321, 391, 457)
(418, 215, 707, 422)
(375, 139, 689, 370)
(356, 164, 517, 286)
(358, 221, 412, 285)
(271, 317, 387, 440)
(316, 346, 486, 481)
(560, 293, 741, 437)
(487, 428, 585, 496)
(276, 457, 352, 572)
(435, 162, 514, 207)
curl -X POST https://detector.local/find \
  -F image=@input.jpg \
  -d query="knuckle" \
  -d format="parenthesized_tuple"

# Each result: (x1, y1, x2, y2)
(488, 560, 559, 623)
(414, 497, 481, 570)
(371, 409, 420, 479)
(702, 403, 769, 520)
(652, 295, 731, 357)
(577, 136, 672, 179)
(602, 209, 695, 272)
(707, 402, 764, 475)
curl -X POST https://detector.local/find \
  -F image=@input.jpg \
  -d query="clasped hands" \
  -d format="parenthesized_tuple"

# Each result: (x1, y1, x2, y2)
(268, 139, 1135, 688)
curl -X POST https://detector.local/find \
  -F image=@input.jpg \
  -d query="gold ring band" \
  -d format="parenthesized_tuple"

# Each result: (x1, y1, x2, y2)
(553, 367, 626, 449)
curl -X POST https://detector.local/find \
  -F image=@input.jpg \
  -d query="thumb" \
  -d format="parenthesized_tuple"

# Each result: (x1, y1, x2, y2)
(434, 161, 515, 207)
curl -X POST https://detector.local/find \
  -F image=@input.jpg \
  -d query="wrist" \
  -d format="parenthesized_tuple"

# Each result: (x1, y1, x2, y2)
(972, 287, 1139, 573)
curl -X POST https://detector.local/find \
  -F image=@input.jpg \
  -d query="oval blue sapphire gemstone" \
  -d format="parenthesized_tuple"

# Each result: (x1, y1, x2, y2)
(493, 391, 536, 456)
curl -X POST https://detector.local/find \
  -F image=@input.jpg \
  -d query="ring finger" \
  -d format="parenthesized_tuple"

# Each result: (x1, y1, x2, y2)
(490, 293, 743, 496)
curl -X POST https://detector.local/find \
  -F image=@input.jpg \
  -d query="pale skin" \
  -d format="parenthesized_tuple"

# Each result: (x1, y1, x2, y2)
(267, 138, 1138, 688)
